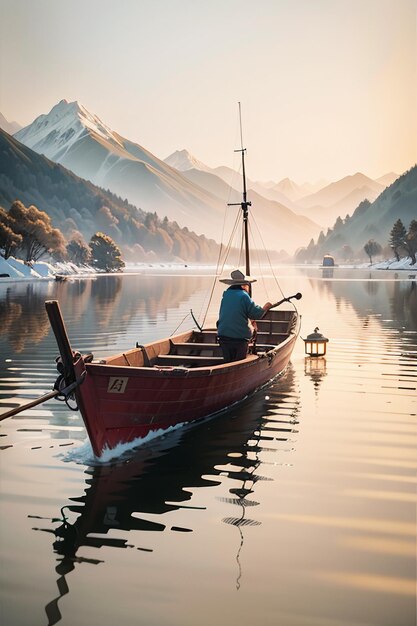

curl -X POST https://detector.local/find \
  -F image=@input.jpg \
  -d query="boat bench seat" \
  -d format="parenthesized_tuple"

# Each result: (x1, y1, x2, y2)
(171, 342, 223, 356)
(255, 319, 290, 331)
(192, 331, 290, 345)
(171, 341, 276, 357)
(155, 354, 224, 368)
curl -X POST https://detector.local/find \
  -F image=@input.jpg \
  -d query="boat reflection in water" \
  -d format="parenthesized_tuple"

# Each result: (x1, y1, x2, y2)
(33, 368, 299, 625)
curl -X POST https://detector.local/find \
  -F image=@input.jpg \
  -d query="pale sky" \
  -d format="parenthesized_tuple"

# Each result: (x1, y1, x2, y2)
(0, 0, 416, 183)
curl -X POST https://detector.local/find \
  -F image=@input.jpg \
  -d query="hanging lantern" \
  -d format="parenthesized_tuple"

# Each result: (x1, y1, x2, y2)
(303, 327, 329, 357)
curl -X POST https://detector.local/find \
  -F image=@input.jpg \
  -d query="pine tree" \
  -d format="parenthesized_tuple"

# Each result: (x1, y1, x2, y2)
(389, 219, 407, 261)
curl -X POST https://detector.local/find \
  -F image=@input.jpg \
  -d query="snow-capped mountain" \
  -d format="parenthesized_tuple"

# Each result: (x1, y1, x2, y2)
(15, 100, 120, 165)
(15, 100, 227, 238)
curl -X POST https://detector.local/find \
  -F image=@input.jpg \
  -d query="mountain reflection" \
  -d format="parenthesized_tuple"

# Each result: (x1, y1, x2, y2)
(390, 279, 417, 330)
(0, 274, 207, 353)
(313, 275, 417, 331)
(0, 285, 51, 352)
(33, 369, 298, 625)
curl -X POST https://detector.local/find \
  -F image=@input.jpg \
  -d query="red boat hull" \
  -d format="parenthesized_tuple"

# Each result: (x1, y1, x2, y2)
(74, 329, 298, 457)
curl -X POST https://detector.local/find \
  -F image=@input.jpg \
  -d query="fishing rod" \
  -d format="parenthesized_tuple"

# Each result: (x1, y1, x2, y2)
(268, 291, 302, 311)
(250, 292, 302, 354)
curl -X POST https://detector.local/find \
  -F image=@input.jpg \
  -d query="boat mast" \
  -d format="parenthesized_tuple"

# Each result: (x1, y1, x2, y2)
(228, 102, 252, 281)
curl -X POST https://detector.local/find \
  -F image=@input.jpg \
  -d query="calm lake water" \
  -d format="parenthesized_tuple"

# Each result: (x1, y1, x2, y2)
(0, 266, 416, 626)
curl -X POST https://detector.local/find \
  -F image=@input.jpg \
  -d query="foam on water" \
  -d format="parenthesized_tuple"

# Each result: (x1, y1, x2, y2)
(61, 422, 188, 465)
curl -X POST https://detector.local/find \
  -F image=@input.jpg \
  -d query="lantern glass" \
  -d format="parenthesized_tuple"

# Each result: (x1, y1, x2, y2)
(304, 340, 327, 357)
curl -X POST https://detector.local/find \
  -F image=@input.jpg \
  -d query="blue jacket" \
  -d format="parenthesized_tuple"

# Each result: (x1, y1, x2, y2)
(217, 287, 265, 340)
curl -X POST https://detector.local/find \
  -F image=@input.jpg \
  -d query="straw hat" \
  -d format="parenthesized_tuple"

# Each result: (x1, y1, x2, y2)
(219, 269, 257, 285)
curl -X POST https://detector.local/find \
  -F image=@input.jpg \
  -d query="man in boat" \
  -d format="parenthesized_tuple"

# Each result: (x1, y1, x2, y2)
(217, 269, 272, 363)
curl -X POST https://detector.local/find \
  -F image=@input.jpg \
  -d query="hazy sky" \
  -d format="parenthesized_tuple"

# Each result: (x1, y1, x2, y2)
(0, 0, 415, 183)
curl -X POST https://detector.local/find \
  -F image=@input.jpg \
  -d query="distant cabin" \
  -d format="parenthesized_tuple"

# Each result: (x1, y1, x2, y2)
(322, 254, 335, 267)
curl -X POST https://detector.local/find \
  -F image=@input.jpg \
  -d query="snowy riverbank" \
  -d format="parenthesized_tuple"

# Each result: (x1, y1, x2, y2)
(0, 257, 215, 282)
(0, 255, 416, 283)
(0, 256, 97, 282)
(352, 257, 417, 271)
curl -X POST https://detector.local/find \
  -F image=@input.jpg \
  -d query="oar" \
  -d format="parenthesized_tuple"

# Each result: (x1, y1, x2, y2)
(0, 374, 85, 422)
(0, 301, 81, 422)
(0, 390, 60, 421)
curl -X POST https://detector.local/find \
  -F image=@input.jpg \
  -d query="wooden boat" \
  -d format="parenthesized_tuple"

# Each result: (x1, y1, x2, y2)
(46, 302, 300, 457)
(46, 112, 301, 457)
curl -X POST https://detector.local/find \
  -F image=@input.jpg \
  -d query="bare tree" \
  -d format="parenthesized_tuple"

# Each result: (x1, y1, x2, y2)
(364, 239, 382, 265)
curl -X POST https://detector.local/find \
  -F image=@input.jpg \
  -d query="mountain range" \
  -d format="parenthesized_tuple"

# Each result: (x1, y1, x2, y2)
(0, 129, 220, 262)
(1, 99, 405, 259)
(12, 100, 321, 253)
(296, 172, 390, 225)
(163, 148, 399, 229)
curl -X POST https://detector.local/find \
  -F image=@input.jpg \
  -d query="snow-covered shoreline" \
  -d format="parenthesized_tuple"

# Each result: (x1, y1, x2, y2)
(348, 258, 417, 271)
(0, 256, 217, 282)
(0, 256, 98, 282)
(0, 255, 416, 284)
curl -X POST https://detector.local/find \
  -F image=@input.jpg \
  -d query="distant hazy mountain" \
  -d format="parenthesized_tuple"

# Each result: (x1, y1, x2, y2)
(164, 149, 212, 173)
(164, 150, 254, 189)
(15, 100, 228, 239)
(376, 172, 400, 187)
(295, 172, 390, 227)
(272, 178, 307, 202)
(249, 181, 301, 209)
(164, 148, 398, 231)
(299, 172, 384, 208)
(164, 150, 283, 197)
(0, 129, 219, 262)
(178, 163, 321, 253)
(300, 179, 329, 195)
(300, 165, 417, 260)
(0, 112, 22, 135)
